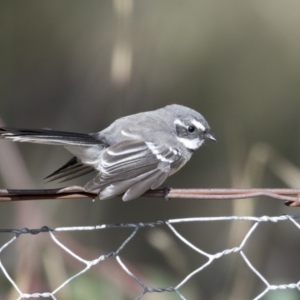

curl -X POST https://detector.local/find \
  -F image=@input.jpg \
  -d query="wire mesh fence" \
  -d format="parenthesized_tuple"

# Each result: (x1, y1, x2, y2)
(1, 214, 300, 300)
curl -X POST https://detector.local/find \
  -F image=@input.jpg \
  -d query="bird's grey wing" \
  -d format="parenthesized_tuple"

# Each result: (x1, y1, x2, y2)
(84, 139, 183, 201)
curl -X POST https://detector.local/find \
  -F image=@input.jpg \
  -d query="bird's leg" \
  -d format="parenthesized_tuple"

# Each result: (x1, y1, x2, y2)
(161, 184, 172, 200)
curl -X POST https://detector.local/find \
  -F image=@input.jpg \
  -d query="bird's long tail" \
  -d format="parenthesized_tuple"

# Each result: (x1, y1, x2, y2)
(0, 127, 99, 146)
(0, 127, 101, 182)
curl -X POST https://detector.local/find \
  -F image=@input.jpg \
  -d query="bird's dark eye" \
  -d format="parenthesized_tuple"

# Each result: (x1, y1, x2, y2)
(188, 125, 196, 133)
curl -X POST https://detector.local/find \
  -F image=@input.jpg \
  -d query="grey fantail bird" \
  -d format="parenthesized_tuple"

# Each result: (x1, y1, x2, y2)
(0, 104, 216, 201)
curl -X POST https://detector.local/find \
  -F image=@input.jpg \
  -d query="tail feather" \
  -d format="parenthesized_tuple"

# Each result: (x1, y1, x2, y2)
(0, 127, 102, 183)
(44, 156, 79, 179)
(58, 168, 96, 183)
(45, 156, 95, 183)
(0, 127, 100, 146)
(47, 165, 94, 182)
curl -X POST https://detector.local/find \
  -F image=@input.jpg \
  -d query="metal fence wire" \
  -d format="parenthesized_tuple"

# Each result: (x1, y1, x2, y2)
(1, 214, 300, 300)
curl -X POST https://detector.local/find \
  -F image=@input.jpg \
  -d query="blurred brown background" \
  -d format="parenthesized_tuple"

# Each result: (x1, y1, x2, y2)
(1, 1, 300, 299)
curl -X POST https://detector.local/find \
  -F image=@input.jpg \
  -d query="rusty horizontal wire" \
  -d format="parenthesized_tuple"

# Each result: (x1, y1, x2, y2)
(0, 186, 299, 206)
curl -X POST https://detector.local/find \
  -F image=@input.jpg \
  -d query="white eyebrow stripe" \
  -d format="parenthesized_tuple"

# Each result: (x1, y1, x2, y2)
(174, 119, 186, 127)
(174, 118, 206, 131)
(192, 120, 206, 131)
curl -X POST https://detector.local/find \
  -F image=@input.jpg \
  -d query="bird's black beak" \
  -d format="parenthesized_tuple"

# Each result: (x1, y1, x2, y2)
(205, 133, 217, 142)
